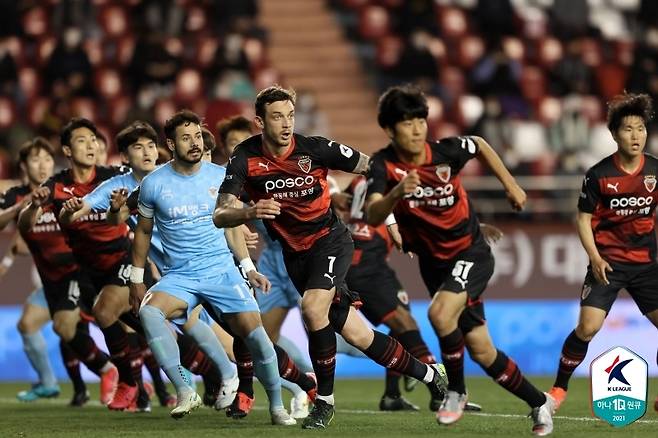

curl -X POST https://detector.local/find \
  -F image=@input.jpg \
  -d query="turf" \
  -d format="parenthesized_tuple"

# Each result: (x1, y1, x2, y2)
(2, 378, 656, 437)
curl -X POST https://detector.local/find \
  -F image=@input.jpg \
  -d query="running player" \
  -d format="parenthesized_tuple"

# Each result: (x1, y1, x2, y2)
(129, 109, 296, 425)
(214, 86, 448, 429)
(365, 85, 554, 435)
(547, 93, 658, 413)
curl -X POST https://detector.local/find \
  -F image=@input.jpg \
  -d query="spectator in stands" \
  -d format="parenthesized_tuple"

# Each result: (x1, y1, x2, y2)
(392, 29, 439, 94)
(627, 27, 658, 115)
(475, 0, 516, 44)
(44, 27, 94, 97)
(133, 0, 184, 37)
(0, 40, 19, 100)
(394, 0, 439, 38)
(547, 96, 590, 168)
(128, 32, 181, 92)
(52, 0, 99, 39)
(547, 38, 594, 96)
(550, 0, 590, 40)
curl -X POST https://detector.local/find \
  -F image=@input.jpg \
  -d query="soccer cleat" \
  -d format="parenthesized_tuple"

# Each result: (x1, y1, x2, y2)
(548, 387, 567, 411)
(437, 391, 467, 425)
(379, 395, 420, 411)
(430, 391, 482, 412)
(271, 407, 297, 426)
(100, 365, 119, 405)
(128, 389, 152, 413)
(17, 383, 61, 402)
(69, 390, 90, 407)
(108, 383, 139, 411)
(214, 373, 239, 410)
(305, 372, 317, 403)
(170, 391, 202, 419)
(202, 377, 219, 407)
(530, 393, 555, 436)
(464, 401, 483, 412)
(291, 391, 310, 419)
(301, 399, 335, 429)
(225, 391, 255, 419)
(404, 375, 420, 392)
(429, 363, 449, 394)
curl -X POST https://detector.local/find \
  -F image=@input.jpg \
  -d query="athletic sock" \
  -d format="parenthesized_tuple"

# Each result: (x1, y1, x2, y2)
(485, 349, 546, 408)
(438, 328, 466, 394)
(308, 325, 337, 398)
(244, 326, 283, 410)
(553, 330, 589, 390)
(21, 331, 57, 388)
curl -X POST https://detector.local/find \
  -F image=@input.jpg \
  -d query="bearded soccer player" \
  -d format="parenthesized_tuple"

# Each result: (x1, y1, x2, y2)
(214, 85, 448, 430)
(547, 93, 658, 413)
(365, 85, 554, 436)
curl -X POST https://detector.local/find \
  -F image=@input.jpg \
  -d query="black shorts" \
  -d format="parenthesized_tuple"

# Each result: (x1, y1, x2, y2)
(82, 254, 151, 295)
(346, 264, 408, 326)
(418, 243, 494, 333)
(580, 261, 658, 314)
(42, 272, 95, 315)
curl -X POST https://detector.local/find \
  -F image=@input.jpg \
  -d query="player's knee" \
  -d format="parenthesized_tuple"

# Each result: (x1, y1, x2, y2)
(385, 309, 417, 333)
(341, 327, 372, 350)
(428, 305, 456, 333)
(301, 304, 330, 330)
(93, 303, 116, 328)
(575, 321, 601, 341)
(17, 317, 32, 334)
(467, 342, 496, 366)
(53, 318, 75, 341)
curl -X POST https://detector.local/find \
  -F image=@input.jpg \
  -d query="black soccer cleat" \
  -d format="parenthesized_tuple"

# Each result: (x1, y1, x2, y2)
(379, 395, 420, 411)
(301, 399, 335, 429)
(69, 390, 90, 407)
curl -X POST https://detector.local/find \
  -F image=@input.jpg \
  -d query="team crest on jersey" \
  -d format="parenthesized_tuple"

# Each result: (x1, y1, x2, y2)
(208, 186, 218, 198)
(298, 156, 312, 173)
(435, 164, 451, 183)
(644, 175, 656, 193)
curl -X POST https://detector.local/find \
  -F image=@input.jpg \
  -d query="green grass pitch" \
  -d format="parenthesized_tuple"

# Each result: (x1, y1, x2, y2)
(2, 378, 656, 437)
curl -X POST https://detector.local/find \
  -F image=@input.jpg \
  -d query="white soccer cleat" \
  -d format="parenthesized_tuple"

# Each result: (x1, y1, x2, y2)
(271, 407, 297, 426)
(290, 391, 310, 419)
(437, 390, 467, 425)
(214, 373, 239, 410)
(170, 391, 202, 419)
(531, 393, 555, 436)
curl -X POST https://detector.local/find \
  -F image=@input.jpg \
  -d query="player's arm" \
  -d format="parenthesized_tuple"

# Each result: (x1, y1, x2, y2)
(366, 173, 421, 226)
(224, 223, 271, 293)
(213, 193, 281, 228)
(0, 232, 19, 278)
(129, 214, 153, 313)
(576, 211, 611, 285)
(17, 186, 50, 233)
(106, 188, 131, 225)
(59, 197, 92, 225)
(473, 136, 526, 211)
(352, 151, 371, 175)
(0, 199, 28, 230)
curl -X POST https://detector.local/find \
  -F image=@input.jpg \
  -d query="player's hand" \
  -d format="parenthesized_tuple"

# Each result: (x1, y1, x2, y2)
(240, 224, 259, 250)
(250, 199, 281, 220)
(393, 170, 421, 199)
(480, 223, 503, 245)
(63, 197, 84, 213)
(387, 223, 404, 252)
(330, 192, 352, 211)
(110, 188, 129, 212)
(30, 186, 50, 208)
(506, 182, 526, 211)
(591, 256, 613, 285)
(246, 270, 271, 293)
(129, 282, 147, 314)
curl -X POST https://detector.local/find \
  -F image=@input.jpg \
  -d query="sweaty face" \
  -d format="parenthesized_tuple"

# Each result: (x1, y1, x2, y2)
(390, 117, 428, 156)
(614, 115, 647, 160)
(24, 148, 55, 185)
(261, 100, 295, 148)
(171, 122, 203, 165)
(224, 129, 251, 157)
(66, 127, 98, 167)
(124, 136, 158, 172)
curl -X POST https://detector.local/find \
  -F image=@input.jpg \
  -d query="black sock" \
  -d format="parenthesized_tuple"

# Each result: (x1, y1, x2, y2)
(67, 322, 110, 375)
(485, 350, 546, 408)
(364, 330, 428, 381)
(308, 325, 337, 397)
(100, 322, 135, 385)
(59, 340, 86, 393)
(274, 343, 315, 392)
(438, 328, 466, 394)
(553, 330, 589, 390)
(233, 337, 254, 398)
(397, 330, 436, 364)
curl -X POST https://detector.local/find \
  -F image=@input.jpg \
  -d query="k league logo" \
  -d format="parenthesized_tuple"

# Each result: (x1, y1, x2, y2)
(590, 346, 647, 427)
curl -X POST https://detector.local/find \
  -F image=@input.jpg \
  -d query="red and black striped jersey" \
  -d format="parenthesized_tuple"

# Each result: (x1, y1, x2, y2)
(0, 184, 77, 282)
(43, 165, 131, 272)
(220, 133, 361, 252)
(345, 175, 392, 273)
(578, 152, 658, 264)
(367, 137, 483, 262)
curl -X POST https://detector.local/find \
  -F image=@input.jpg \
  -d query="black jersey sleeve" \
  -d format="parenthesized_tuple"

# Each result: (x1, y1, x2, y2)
(0, 186, 19, 209)
(437, 136, 479, 171)
(219, 146, 248, 197)
(311, 136, 362, 172)
(366, 153, 388, 197)
(577, 168, 600, 213)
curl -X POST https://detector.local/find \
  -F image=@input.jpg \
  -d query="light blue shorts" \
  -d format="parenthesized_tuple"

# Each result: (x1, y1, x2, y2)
(255, 247, 300, 314)
(148, 267, 259, 325)
(25, 287, 48, 309)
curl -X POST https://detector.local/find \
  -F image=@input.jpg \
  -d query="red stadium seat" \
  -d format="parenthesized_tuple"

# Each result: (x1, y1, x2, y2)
(205, 99, 251, 134)
(0, 97, 16, 130)
(94, 67, 123, 99)
(359, 5, 391, 40)
(341, 0, 370, 10)
(376, 35, 403, 68)
(18, 67, 41, 100)
(614, 39, 635, 67)
(439, 66, 466, 102)
(70, 97, 97, 121)
(22, 7, 50, 39)
(457, 35, 484, 69)
(437, 7, 468, 39)
(595, 63, 627, 101)
(519, 66, 546, 104)
(580, 38, 602, 67)
(434, 121, 459, 139)
(98, 5, 129, 38)
(107, 95, 132, 126)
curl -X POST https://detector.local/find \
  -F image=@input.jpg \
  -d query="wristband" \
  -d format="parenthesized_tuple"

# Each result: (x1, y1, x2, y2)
(1, 256, 13, 269)
(129, 266, 144, 283)
(384, 214, 397, 226)
(240, 257, 256, 273)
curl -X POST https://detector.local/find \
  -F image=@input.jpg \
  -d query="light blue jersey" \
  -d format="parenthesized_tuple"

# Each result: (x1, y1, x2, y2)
(83, 171, 166, 269)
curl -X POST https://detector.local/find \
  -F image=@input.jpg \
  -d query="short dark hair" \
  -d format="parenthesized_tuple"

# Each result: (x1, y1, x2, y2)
(202, 127, 216, 152)
(377, 85, 429, 129)
(163, 109, 202, 141)
(216, 116, 252, 146)
(60, 117, 99, 148)
(116, 121, 159, 153)
(18, 137, 55, 164)
(607, 93, 655, 134)
(255, 85, 296, 118)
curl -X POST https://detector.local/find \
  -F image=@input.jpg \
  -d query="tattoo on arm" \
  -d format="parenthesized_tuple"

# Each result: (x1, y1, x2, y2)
(354, 152, 371, 175)
(216, 193, 238, 210)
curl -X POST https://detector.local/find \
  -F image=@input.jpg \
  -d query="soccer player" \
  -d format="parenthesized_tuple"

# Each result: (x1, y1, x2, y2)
(12, 137, 118, 406)
(547, 93, 658, 412)
(365, 85, 554, 435)
(214, 86, 448, 429)
(20, 118, 147, 412)
(129, 110, 295, 425)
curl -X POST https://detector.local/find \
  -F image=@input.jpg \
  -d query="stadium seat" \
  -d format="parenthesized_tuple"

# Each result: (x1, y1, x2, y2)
(70, 98, 97, 121)
(18, 67, 41, 100)
(375, 35, 403, 69)
(359, 5, 391, 40)
(0, 97, 16, 130)
(456, 95, 484, 129)
(519, 66, 546, 104)
(106, 95, 132, 126)
(174, 69, 204, 103)
(437, 6, 468, 39)
(26, 97, 49, 127)
(205, 99, 251, 134)
(94, 68, 123, 99)
(457, 35, 484, 69)
(98, 5, 129, 38)
(595, 62, 627, 101)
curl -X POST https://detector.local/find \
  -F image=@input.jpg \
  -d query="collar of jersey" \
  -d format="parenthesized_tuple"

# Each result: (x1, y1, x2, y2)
(613, 152, 644, 176)
(261, 135, 296, 162)
(391, 141, 432, 166)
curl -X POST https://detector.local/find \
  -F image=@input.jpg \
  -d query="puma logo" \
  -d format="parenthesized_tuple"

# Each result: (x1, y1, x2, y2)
(607, 182, 619, 193)
(323, 273, 336, 284)
(62, 187, 75, 196)
(258, 162, 270, 171)
(453, 276, 468, 290)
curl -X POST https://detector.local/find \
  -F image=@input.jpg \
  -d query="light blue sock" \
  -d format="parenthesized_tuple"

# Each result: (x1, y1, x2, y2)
(21, 331, 57, 387)
(185, 319, 236, 379)
(140, 305, 194, 394)
(277, 336, 312, 373)
(244, 326, 283, 410)
(281, 378, 305, 396)
(336, 334, 367, 358)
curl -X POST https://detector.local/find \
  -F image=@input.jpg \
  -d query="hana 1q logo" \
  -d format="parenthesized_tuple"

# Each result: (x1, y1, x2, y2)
(590, 346, 647, 427)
